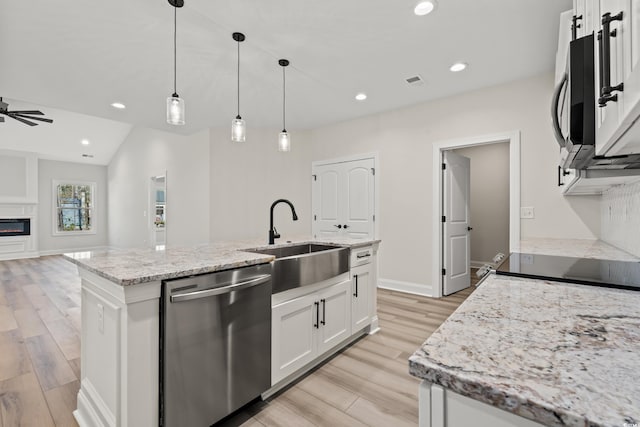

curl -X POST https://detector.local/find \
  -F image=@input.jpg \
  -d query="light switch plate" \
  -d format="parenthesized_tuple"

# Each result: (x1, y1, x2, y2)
(520, 207, 535, 219)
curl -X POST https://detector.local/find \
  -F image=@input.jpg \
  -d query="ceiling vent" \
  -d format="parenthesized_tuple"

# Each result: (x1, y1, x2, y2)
(405, 75, 425, 86)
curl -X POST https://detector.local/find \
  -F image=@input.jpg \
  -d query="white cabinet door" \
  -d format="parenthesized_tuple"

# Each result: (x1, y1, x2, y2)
(317, 280, 351, 355)
(312, 157, 375, 240)
(351, 264, 371, 333)
(272, 294, 318, 385)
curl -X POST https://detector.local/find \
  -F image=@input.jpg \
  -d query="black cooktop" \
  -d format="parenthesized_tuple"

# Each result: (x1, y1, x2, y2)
(495, 252, 640, 291)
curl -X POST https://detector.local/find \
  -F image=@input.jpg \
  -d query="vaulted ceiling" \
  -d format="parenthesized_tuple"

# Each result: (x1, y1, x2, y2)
(0, 0, 571, 164)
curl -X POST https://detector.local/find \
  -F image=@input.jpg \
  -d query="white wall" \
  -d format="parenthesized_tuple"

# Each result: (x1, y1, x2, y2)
(108, 127, 210, 248)
(38, 159, 109, 254)
(305, 72, 601, 290)
(601, 180, 640, 257)
(209, 128, 311, 243)
(453, 143, 510, 265)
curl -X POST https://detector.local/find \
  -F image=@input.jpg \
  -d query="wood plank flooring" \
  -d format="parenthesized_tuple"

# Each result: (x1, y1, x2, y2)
(0, 256, 474, 427)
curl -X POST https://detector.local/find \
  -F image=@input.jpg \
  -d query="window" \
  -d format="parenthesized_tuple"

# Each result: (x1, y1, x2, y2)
(53, 181, 96, 235)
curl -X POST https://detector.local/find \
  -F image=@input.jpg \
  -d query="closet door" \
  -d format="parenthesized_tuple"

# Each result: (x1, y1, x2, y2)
(312, 157, 375, 240)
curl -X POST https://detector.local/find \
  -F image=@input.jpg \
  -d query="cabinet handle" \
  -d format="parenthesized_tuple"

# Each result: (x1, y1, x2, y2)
(557, 166, 571, 187)
(598, 12, 624, 107)
(320, 299, 326, 326)
(571, 14, 582, 40)
(356, 252, 371, 259)
(333, 224, 342, 229)
(314, 301, 319, 329)
(353, 275, 358, 298)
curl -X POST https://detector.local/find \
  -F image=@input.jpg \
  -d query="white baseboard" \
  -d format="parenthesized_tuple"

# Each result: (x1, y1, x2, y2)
(378, 278, 435, 297)
(0, 251, 39, 261)
(39, 245, 109, 257)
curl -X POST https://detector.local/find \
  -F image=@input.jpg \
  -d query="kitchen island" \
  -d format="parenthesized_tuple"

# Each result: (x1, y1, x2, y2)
(409, 240, 640, 427)
(64, 237, 380, 427)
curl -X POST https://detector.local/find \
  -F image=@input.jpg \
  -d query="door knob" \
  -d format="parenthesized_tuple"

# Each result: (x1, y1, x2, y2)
(334, 224, 342, 229)
(467, 226, 473, 231)
(343, 224, 349, 229)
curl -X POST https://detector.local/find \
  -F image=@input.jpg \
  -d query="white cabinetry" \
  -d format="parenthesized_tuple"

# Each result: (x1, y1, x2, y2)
(271, 279, 351, 385)
(350, 246, 374, 333)
(594, 0, 640, 155)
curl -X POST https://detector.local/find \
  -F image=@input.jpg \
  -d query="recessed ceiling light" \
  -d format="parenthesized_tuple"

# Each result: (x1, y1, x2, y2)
(414, 1, 437, 16)
(111, 102, 126, 109)
(81, 139, 90, 146)
(450, 62, 468, 72)
(355, 93, 368, 101)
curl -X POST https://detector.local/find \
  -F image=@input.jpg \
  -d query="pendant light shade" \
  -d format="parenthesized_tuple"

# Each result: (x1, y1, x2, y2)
(278, 59, 291, 152)
(167, 0, 185, 126)
(231, 32, 246, 142)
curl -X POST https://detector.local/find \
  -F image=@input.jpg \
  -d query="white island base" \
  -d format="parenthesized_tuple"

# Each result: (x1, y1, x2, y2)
(74, 269, 161, 427)
(418, 381, 544, 427)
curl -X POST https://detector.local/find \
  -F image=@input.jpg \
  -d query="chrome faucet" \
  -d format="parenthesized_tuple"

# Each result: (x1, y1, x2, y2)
(269, 199, 298, 244)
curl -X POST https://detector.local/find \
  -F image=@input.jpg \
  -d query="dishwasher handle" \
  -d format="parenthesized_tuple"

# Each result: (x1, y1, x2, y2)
(170, 274, 271, 303)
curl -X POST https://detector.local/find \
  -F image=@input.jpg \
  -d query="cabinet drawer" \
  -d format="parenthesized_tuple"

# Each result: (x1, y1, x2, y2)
(351, 246, 373, 267)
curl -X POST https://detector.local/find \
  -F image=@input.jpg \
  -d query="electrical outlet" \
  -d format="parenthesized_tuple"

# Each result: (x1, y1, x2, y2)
(97, 303, 104, 334)
(520, 207, 535, 219)
(521, 254, 534, 264)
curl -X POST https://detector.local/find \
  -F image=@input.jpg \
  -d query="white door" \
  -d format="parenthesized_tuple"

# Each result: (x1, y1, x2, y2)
(271, 294, 317, 385)
(442, 151, 471, 296)
(317, 280, 351, 355)
(312, 157, 375, 240)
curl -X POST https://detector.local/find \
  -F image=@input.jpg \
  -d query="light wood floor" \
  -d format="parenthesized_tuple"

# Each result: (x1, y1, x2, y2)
(0, 256, 474, 427)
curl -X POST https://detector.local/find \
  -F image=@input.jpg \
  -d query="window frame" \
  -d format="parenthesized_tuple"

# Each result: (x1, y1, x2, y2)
(52, 180, 97, 236)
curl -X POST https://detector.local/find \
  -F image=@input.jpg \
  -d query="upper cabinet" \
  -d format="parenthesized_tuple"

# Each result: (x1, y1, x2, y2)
(594, 0, 640, 156)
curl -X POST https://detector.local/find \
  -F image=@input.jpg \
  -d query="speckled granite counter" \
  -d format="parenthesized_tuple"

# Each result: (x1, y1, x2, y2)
(516, 238, 640, 261)
(409, 274, 640, 427)
(64, 237, 380, 286)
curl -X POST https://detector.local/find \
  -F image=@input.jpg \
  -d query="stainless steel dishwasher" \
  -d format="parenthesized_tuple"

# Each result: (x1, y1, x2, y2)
(160, 263, 272, 427)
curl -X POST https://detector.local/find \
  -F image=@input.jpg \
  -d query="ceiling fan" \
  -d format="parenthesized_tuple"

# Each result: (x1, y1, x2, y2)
(0, 97, 53, 126)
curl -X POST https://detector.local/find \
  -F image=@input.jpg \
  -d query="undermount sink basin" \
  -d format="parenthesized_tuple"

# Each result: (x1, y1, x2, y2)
(243, 243, 350, 294)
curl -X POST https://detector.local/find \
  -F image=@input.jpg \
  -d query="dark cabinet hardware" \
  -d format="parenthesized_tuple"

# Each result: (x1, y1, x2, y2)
(598, 12, 624, 107)
(314, 301, 319, 329)
(320, 299, 326, 325)
(334, 224, 342, 229)
(356, 252, 371, 259)
(558, 165, 570, 187)
(353, 275, 359, 297)
(571, 14, 583, 40)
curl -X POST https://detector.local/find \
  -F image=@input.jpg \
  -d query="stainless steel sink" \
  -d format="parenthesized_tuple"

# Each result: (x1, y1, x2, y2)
(243, 243, 349, 294)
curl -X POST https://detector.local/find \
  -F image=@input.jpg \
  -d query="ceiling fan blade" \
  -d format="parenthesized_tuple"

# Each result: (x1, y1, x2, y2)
(11, 113, 53, 123)
(7, 114, 38, 126)
(9, 110, 44, 115)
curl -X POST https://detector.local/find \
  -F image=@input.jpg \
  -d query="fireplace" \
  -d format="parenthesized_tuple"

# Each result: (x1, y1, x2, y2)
(0, 218, 31, 237)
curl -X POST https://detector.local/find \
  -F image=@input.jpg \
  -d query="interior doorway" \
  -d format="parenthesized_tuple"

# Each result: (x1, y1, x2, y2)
(432, 132, 521, 297)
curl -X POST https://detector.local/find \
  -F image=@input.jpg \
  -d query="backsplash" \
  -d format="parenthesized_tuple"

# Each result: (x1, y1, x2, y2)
(601, 179, 640, 258)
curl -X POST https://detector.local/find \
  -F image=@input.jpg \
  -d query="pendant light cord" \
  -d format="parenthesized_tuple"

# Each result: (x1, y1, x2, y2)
(237, 40, 240, 117)
(282, 65, 286, 131)
(173, 6, 177, 96)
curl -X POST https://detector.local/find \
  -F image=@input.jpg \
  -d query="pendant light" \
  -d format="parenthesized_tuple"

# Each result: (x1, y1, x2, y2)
(166, 0, 185, 126)
(278, 59, 291, 152)
(231, 32, 246, 142)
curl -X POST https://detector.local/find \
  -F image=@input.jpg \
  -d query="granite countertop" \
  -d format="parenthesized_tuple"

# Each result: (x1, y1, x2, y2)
(64, 237, 380, 286)
(409, 274, 640, 427)
(515, 238, 640, 261)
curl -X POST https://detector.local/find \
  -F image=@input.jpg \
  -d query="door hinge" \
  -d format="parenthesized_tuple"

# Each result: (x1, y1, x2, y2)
(442, 163, 446, 170)
(442, 268, 446, 276)
(373, 214, 375, 221)
(314, 214, 317, 221)
(442, 216, 446, 223)
(371, 167, 375, 176)
(312, 174, 317, 181)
